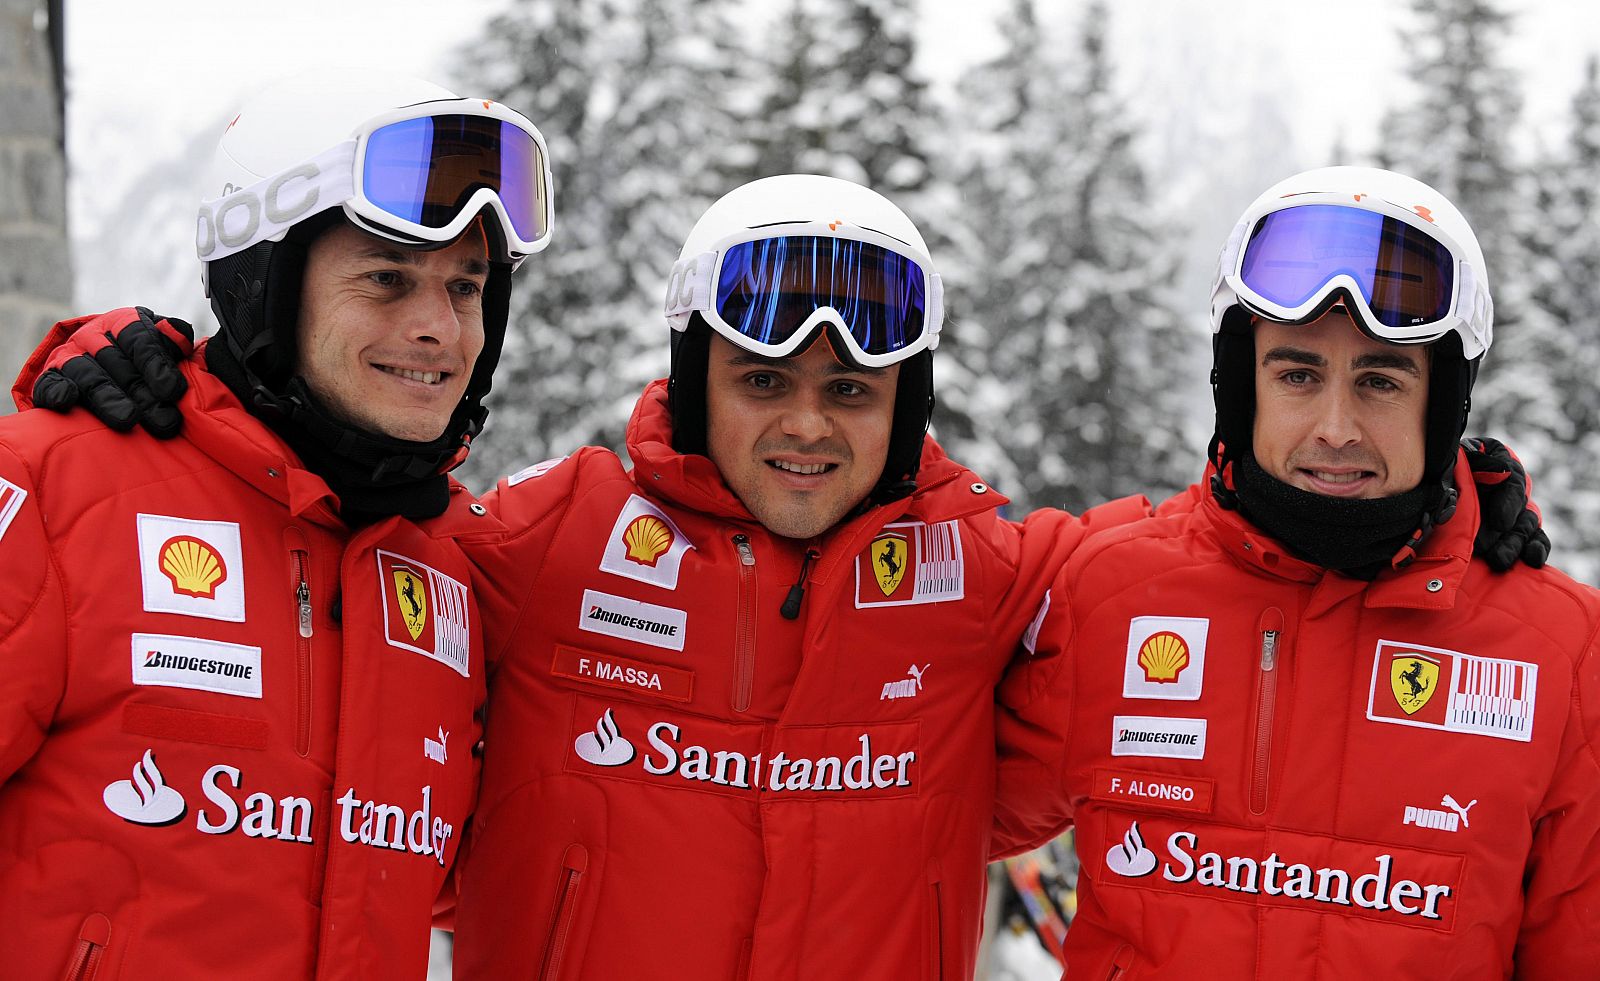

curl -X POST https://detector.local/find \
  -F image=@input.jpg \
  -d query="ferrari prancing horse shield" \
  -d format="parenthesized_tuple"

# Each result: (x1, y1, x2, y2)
(1390, 653, 1440, 716)
(871, 533, 908, 597)
(393, 566, 428, 641)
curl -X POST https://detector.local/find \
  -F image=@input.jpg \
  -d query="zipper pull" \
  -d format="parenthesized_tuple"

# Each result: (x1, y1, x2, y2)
(1258, 607, 1284, 671)
(297, 580, 313, 639)
(780, 548, 821, 620)
(734, 534, 755, 566)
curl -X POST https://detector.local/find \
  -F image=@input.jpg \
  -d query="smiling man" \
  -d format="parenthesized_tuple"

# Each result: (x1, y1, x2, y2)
(0, 70, 551, 979)
(993, 167, 1600, 979)
(446, 174, 1151, 981)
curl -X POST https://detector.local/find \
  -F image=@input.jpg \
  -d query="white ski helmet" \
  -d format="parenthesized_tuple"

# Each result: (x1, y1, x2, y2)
(1208, 165, 1493, 507)
(663, 175, 942, 506)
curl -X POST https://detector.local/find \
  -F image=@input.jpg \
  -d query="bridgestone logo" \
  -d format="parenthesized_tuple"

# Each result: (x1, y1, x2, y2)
(587, 606, 678, 636)
(1110, 715, 1207, 760)
(144, 652, 255, 679)
(578, 589, 688, 652)
(131, 633, 262, 699)
(1118, 729, 1198, 745)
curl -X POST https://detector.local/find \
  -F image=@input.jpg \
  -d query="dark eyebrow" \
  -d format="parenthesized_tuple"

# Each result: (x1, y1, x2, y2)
(352, 246, 489, 277)
(1260, 346, 1325, 368)
(724, 351, 889, 378)
(1352, 351, 1423, 377)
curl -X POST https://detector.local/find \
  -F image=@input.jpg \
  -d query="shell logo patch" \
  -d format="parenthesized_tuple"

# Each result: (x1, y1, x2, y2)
(138, 514, 246, 622)
(1123, 616, 1208, 700)
(1138, 631, 1191, 684)
(854, 520, 964, 608)
(160, 536, 228, 599)
(600, 495, 694, 589)
(392, 566, 429, 641)
(623, 514, 674, 567)
(870, 532, 909, 596)
(379, 550, 471, 678)
(1367, 639, 1536, 742)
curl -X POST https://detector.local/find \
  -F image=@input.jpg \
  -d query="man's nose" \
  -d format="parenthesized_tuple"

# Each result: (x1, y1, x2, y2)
(780, 389, 833, 442)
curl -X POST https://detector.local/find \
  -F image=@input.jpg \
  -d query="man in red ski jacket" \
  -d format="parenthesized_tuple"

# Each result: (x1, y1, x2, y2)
(446, 174, 1151, 981)
(0, 70, 554, 979)
(993, 166, 1600, 978)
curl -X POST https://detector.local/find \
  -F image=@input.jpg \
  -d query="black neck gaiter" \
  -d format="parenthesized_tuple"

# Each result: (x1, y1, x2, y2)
(204, 343, 451, 526)
(1234, 453, 1434, 580)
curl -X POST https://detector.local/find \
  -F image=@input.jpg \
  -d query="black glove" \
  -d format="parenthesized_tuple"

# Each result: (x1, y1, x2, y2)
(1462, 436, 1550, 572)
(31, 307, 195, 439)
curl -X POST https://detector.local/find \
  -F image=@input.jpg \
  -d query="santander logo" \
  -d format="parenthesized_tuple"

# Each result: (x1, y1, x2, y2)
(574, 709, 636, 766)
(1106, 820, 1159, 877)
(103, 750, 187, 825)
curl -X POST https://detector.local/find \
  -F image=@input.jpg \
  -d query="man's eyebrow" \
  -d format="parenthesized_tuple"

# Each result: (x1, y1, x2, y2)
(1261, 346, 1326, 368)
(1352, 351, 1423, 377)
(723, 352, 888, 378)
(350, 247, 489, 277)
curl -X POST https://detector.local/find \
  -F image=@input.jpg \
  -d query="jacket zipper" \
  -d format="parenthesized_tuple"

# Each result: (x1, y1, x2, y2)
(65, 914, 110, 981)
(1250, 607, 1285, 815)
(732, 534, 756, 712)
(540, 845, 588, 981)
(289, 537, 314, 758)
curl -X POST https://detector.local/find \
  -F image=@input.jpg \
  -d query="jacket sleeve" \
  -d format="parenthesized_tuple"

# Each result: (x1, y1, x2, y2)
(462, 451, 593, 673)
(988, 497, 1149, 859)
(1514, 611, 1600, 978)
(0, 438, 68, 784)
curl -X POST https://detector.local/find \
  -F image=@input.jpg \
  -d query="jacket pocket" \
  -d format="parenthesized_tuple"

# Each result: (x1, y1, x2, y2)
(1105, 943, 1135, 980)
(925, 881, 945, 981)
(538, 844, 589, 981)
(63, 913, 111, 981)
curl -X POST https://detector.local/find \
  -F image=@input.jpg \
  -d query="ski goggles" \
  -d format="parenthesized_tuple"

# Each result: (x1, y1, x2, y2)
(665, 222, 943, 369)
(197, 98, 553, 268)
(1215, 198, 1491, 358)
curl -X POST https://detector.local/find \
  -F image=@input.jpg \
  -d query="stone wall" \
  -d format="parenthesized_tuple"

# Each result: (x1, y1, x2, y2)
(0, 0, 68, 412)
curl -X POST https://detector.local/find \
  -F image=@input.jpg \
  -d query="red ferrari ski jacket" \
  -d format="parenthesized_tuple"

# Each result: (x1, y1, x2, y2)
(0, 350, 493, 980)
(994, 457, 1600, 979)
(451, 380, 1149, 981)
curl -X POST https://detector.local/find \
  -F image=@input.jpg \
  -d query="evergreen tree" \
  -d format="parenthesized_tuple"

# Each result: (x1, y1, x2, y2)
(1521, 57, 1600, 581)
(1375, 0, 1565, 475)
(454, 0, 750, 489)
(952, 0, 1196, 513)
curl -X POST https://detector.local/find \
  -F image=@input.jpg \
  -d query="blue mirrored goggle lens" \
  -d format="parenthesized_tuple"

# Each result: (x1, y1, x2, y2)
(714, 236, 927, 356)
(1241, 205, 1455, 328)
(363, 114, 548, 242)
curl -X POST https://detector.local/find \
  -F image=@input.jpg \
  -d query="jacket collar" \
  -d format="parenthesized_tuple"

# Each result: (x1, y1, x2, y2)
(180, 348, 498, 537)
(1198, 452, 1478, 615)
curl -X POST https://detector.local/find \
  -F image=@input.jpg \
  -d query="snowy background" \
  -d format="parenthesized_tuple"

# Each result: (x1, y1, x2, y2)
(59, 0, 1600, 973)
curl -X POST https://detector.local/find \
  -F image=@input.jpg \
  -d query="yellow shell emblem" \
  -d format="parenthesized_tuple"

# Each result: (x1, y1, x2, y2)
(1390, 655, 1439, 715)
(1138, 631, 1190, 684)
(623, 515, 674, 566)
(393, 567, 428, 641)
(159, 536, 227, 599)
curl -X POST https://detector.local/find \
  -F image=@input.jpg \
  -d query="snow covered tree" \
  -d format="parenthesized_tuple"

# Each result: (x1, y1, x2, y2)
(951, 0, 1197, 514)
(1520, 57, 1600, 581)
(1375, 0, 1566, 475)
(453, 0, 751, 489)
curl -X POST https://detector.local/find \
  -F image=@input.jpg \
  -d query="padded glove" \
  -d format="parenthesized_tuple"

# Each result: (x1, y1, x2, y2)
(29, 307, 194, 439)
(1462, 435, 1551, 572)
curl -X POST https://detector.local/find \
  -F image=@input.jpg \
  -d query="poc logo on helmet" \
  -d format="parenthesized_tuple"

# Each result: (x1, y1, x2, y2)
(195, 163, 324, 259)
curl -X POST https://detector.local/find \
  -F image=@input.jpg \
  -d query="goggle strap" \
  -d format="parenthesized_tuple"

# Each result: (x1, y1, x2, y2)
(664, 251, 716, 323)
(925, 272, 944, 350)
(196, 141, 356, 261)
